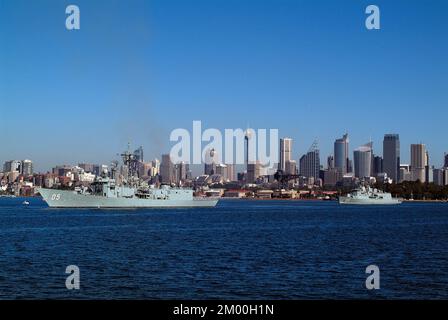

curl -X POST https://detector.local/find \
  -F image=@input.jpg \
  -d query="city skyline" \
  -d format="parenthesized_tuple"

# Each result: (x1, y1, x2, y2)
(2, 133, 447, 176)
(1, 0, 448, 171)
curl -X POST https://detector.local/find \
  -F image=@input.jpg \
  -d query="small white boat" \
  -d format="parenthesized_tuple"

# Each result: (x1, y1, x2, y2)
(22, 200, 30, 206)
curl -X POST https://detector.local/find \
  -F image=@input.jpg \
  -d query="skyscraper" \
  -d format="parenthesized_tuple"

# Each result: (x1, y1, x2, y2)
(21, 159, 33, 176)
(204, 148, 217, 175)
(160, 154, 174, 184)
(285, 160, 297, 175)
(247, 161, 261, 183)
(225, 164, 236, 182)
(133, 146, 144, 162)
(411, 144, 426, 182)
(279, 138, 292, 172)
(327, 155, 334, 170)
(373, 155, 383, 177)
(444, 153, 448, 168)
(299, 142, 320, 181)
(3, 160, 21, 173)
(354, 142, 373, 179)
(383, 134, 400, 183)
(175, 161, 188, 184)
(432, 169, 448, 186)
(334, 134, 349, 175)
(425, 151, 431, 183)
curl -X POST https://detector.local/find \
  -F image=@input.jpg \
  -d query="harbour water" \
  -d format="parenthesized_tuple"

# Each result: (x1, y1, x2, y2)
(0, 197, 447, 299)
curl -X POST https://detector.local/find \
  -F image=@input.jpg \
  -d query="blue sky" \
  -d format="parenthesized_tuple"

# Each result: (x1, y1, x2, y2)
(1, 0, 447, 172)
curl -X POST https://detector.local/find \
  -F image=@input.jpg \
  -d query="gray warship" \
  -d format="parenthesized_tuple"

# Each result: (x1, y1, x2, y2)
(339, 186, 402, 205)
(38, 148, 218, 208)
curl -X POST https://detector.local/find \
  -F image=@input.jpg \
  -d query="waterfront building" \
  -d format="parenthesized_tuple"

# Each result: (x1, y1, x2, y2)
(151, 159, 160, 176)
(21, 159, 33, 176)
(3, 160, 22, 173)
(160, 154, 175, 184)
(133, 146, 144, 162)
(204, 148, 218, 175)
(347, 159, 353, 174)
(399, 164, 412, 182)
(334, 134, 349, 175)
(174, 161, 188, 185)
(279, 138, 292, 172)
(138, 162, 153, 178)
(353, 142, 373, 179)
(78, 163, 95, 173)
(299, 142, 320, 181)
(425, 150, 432, 183)
(285, 159, 297, 175)
(373, 155, 383, 177)
(93, 164, 108, 177)
(225, 163, 236, 182)
(247, 161, 262, 184)
(327, 155, 334, 170)
(52, 165, 73, 177)
(323, 168, 342, 187)
(213, 163, 234, 182)
(7, 171, 20, 183)
(433, 168, 446, 186)
(383, 134, 400, 183)
(411, 144, 426, 182)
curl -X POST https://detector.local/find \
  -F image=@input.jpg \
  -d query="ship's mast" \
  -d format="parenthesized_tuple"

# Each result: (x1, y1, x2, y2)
(120, 143, 140, 186)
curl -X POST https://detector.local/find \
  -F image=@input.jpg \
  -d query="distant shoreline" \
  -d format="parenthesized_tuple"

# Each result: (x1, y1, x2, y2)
(2, 195, 447, 203)
(402, 199, 448, 203)
(223, 197, 447, 203)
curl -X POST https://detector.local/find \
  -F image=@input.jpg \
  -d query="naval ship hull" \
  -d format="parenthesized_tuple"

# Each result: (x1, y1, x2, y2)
(339, 197, 402, 205)
(38, 188, 218, 208)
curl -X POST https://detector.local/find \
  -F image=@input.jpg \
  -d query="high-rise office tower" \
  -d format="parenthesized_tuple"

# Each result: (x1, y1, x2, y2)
(411, 144, 426, 182)
(3, 160, 22, 173)
(299, 142, 320, 181)
(175, 161, 188, 184)
(373, 155, 383, 177)
(433, 169, 445, 186)
(21, 160, 33, 176)
(383, 134, 400, 183)
(354, 142, 373, 179)
(444, 153, 448, 168)
(151, 159, 160, 176)
(425, 150, 431, 183)
(285, 160, 297, 175)
(133, 146, 144, 162)
(160, 154, 175, 184)
(334, 134, 349, 175)
(204, 148, 217, 175)
(327, 155, 334, 170)
(247, 161, 261, 183)
(225, 164, 236, 182)
(279, 137, 292, 172)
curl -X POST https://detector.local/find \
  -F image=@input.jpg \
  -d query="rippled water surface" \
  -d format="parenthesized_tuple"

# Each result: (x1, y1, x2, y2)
(0, 197, 447, 299)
